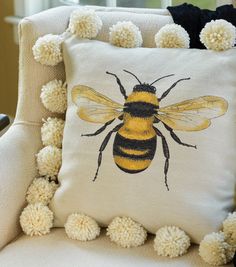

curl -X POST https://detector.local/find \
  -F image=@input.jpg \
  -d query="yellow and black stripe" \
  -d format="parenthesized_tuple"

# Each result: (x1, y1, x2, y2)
(113, 133, 156, 173)
(113, 90, 159, 173)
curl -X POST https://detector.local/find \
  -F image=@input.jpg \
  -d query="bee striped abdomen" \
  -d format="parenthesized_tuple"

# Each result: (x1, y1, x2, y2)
(113, 90, 158, 174)
(113, 131, 157, 173)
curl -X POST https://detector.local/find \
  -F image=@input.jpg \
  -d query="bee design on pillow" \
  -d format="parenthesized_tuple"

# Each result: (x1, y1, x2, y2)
(72, 70, 228, 190)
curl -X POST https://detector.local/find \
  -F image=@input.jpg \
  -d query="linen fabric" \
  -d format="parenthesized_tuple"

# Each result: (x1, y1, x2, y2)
(0, 6, 70, 249)
(1, 229, 233, 267)
(51, 36, 236, 244)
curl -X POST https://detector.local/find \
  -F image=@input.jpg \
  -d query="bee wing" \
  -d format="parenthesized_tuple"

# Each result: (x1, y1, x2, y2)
(72, 85, 124, 123)
(156, 96, 228, 131)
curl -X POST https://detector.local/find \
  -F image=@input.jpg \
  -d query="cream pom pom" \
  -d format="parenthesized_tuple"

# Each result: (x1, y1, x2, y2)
(154, 226, 190, 258)
(68, 9, 102, 38)
(36, 145, 62, 177)
(223, 212, 236, 247)
(20, 203, 53, 236)
(65, 213, 100, 241)
(32, 34, 63, 66)
(200, 19, 236, 51)
(41, 117, 65, 148)
(26, 178, 58, 205)
(40, 79, 67, 113)
(107, 216, 147, 248)
(155, 24, 190, 49)
(199, 232, 234, 266)
(109, 21, 143, 48)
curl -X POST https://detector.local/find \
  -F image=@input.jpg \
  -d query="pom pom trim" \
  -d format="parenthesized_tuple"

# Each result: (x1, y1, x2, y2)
(154, 226, 191, 258)
(65, 213, 100, 241)
(32, 34, 63, 66)
(20, 203, 53, 236)
(109, 21, 143, 48)
(68, 8, 102, 39)
(200, 19, 236, 51)
(107, 216, 147, 248)
(40, 79, 67, 114)
(199, 231, 234, 266)
(155, 24, 190, 49)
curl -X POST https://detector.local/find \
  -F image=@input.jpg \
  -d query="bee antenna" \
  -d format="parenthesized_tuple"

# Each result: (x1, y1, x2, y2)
(150, 74, 175, 86)
(123, 69, 142, 84)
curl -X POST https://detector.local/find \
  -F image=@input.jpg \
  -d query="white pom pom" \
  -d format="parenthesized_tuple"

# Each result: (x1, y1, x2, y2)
(40, 80, 67, 113)
(155, 24, 190, 49)
(200, 19, 236, 51)
(32, 34, 63, 66)
(154, 226, 190, 258)
(20, 203, 53, 236)
(69, 9, 102, 38)
(109, 21, 143, 48)
(36, 145, 62, 177)
(199, 232, 234, 266)
(26, 178, 58, 205)
(107, 217, 147, 248)
(65, 213, 100, 241)
(41, 117, 65, 148)
(223, 212, 236, 247)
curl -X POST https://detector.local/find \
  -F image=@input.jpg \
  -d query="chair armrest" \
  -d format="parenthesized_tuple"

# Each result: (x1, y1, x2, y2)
(0, 114, 10, 132)
(0, 123, 42, 249)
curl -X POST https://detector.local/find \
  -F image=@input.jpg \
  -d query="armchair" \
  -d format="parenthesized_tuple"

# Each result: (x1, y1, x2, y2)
(0, 5, 233, 267)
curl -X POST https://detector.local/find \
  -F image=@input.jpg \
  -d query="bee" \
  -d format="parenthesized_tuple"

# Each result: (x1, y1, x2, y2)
(72, 70, 228, 190)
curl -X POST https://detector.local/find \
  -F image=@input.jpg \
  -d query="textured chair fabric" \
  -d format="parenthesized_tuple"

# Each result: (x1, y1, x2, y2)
(0, 228, 233, 267)
(0, 7, 70, 250)
(0, 5, 233, 266)
(0, 123, 42, 249)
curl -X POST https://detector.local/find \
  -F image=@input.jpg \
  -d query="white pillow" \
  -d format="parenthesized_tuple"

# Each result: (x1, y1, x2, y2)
(50, 36, 236, 244)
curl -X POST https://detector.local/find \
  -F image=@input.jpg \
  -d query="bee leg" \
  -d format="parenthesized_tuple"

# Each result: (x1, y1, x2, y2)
(81, 119, 115, 137)
(106, 71, 127, 99)
(163, 124, 197, 149)
(154, 127, 170, 191)
(158, 78, 190, 101)
(93, 123, 123, 182)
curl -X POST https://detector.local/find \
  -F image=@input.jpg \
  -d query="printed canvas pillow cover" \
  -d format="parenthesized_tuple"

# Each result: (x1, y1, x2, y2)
(50, 36, 236, 244)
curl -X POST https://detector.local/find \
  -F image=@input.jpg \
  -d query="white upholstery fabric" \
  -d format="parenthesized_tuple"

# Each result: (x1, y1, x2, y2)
(16, 7, 70, 123)
(88, 5, 171, 15)
(0, 228, 233, 267)
(0, 123, 42, 249)
(0, 7, 72, 249)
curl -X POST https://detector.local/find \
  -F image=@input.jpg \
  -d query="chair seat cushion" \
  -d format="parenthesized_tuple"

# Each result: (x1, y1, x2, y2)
(0, 229, 233, 267)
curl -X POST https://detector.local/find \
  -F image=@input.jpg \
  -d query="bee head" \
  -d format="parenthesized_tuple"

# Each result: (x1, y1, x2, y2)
(123, 70, 175, 94)
(133, 84, 156, 94)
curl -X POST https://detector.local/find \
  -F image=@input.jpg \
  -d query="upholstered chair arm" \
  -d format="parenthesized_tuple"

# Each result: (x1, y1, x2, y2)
(0, 7, 74, 251)
(0, 7, 74, 250)
(0, 123, 42, 250)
